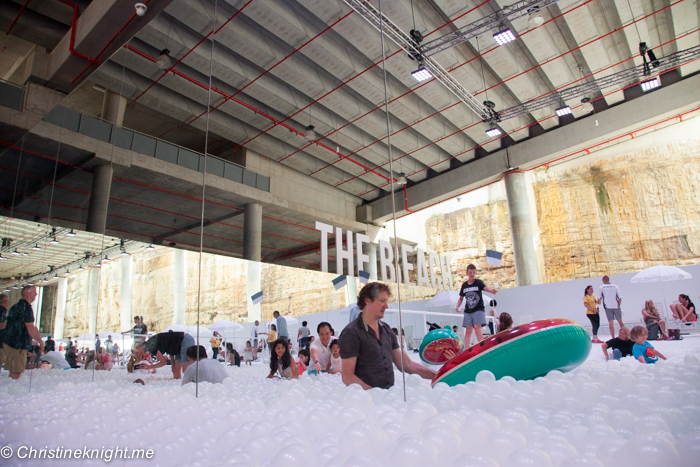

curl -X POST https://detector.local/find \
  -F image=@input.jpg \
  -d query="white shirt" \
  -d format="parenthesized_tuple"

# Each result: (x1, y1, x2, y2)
(311, 338, 334, 369)
(40, 351, 70, 369)
(599, 283, 622, 309)
(250, 325, 258, 339)
(182, 359, 229, 384)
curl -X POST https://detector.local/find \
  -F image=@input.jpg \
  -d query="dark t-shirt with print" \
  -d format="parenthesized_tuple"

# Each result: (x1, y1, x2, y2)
(605, 337, 634, 357)
(3, 299, 34, 350)
(459, 279, 486, 313)
(145, 332, 184, 357)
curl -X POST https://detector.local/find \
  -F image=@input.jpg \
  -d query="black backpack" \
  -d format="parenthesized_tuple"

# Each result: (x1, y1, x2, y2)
(646, 322, 661, 341)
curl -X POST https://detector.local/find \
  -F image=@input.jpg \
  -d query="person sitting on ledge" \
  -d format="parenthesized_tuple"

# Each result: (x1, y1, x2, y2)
(601, 326, 634, 361)
(641, 300, 668, 339)
(137, 331, 195, 379)
(338, 282, 436, 390)
(182, 345, 228, 385)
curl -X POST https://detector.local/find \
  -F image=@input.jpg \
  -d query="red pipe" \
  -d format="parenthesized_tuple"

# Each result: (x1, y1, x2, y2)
(55, 0, 102, 67)
(403, 184, 415, 213)
(5, 0, 31, 35)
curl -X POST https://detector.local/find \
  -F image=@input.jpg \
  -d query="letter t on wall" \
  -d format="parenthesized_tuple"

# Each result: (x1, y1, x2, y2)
(315, 221, 334, 273)
(355, 233, 370, 276)
(336, 227, 354, 275)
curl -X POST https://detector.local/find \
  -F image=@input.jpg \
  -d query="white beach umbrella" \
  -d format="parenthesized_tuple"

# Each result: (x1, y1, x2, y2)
(630, 265, 692, 283)
(209, 320, 244, 331)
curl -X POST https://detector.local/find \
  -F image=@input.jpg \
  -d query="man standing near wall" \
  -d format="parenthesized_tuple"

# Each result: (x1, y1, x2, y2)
(274, 311, 289, 341)
(600, 276, 624, 338)
(3, 286, 43, 379)
(456, 265, 498, 345)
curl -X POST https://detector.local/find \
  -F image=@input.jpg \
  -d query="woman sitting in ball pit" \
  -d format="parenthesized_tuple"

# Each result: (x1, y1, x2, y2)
(96, 347, 113, 371)
(601, 326, 634, 361)
(497, 313, 513, 333)
(641, 300, 668, 339)
(267, 338, 299, 379)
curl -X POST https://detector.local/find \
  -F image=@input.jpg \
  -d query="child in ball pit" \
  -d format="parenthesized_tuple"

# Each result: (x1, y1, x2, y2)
(327, 339, 342, 374)
(630, 325, 667, 364)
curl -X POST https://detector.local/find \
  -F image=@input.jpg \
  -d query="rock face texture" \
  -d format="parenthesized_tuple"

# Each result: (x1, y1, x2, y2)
(51, 137, 700, 337)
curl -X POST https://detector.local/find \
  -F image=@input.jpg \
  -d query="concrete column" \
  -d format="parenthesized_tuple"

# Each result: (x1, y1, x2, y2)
(243, 203, 262, 262)
(87, 268, 100, 334)
(504, 172, 542, 286)
(363, 242, 378, 281)
(173, 249, 187, 325)
(86, 164, 113, 234)
(32, 287, 44, 332)
(101, 89, 127, 126)
(344, 276, 359, 307)
(246, 261, 261, 322)
(53, 278, 68, 339)
(120, 255, 132, 332)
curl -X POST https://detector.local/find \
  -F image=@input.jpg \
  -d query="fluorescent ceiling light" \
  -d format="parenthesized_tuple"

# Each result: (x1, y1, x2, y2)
(411, 66, 432, 82)
(493, 29, 516, 46)
(555, 106, 572, 117)
(640, 77, 660, 92)
(485, 127, 502, 137)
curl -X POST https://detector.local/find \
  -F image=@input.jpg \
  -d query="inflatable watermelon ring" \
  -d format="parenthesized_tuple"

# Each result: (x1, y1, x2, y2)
(419, 328, 464, 365)
(431, 319, 591, 387)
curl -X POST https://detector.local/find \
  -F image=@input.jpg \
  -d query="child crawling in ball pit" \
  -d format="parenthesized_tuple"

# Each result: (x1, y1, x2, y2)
(630, 325, 667, 364)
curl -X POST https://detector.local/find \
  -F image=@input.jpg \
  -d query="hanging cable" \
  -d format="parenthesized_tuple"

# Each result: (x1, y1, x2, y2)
(378, 0, 407, 402)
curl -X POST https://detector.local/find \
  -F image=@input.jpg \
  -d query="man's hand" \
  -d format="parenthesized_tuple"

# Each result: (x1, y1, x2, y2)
(315, 361, 322, 373)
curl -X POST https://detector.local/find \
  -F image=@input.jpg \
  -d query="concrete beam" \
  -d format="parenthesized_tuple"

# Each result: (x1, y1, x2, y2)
(366, 73, 700, 223)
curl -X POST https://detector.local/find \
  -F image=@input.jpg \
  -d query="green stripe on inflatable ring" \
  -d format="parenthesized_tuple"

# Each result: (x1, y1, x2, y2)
(431, 319, 591, 387)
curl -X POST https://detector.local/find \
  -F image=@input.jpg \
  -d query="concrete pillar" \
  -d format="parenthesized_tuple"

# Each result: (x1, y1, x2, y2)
(87, 268, 100, 334)
(243, 203, 262, 262)
(504, 172, 542, 286)
(120, 255, 132, 332)
(53, 278, 68, 339)
(86, 164, 113, 234)
(363, 242, 378, 281)
(32, 287, 44, 333)
(101, 89, 127, 126)
(173, 249, 187, 325)
(345, 276, 359, 307)
(246, 261, 261, 322)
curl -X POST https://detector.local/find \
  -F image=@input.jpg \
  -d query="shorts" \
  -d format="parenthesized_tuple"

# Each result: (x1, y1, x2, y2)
(300, 337, 308, 348)
(174, 333, 195, 363)
(253, 339, 258, 348)
(463, 310, 486, 327)
(604, 308, 622, 321)
(3, 345, 26, 374)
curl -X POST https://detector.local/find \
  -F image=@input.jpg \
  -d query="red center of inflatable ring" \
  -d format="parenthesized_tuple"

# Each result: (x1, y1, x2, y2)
(432, 318, 578, 383)
(423, 338, 462, 364)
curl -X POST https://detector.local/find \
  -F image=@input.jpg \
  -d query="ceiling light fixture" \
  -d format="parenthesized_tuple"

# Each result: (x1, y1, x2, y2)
(555, 106, 572, 117)
(11, 250, 20, 256)
(66, 230, 76, 237)
(394, 173, 408, 186)
(155, 49, 172, 70)
(640, 77, 660, 92)
(121, 250, 130, 256)
(22, 252, 28, 257)
(53, 274, 59, 279)
(411, 66, 432, 82)
(32, 244, 40, 251)
(77, 265, 85, 271)
(580, 97, 594, 114)
(11, 286, 19, 290)
(0, 255, 5, 261)
(485, 127, 502, 138)
(102, 256, 111, 263)
(145, 245, 155, 251)
(94, 262, 102, 268)
(50, 236, 59, 245)
(493, 28, 516, 46)
(303, 125, 316, 142)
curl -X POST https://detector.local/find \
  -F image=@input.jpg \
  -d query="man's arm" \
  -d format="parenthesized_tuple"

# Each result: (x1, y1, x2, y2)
(139, 350, 167, 370)
(616, 286, 622, 306)
(393, 348, 435, 380)
(484, 286, 498, 294)
(455, 297, 463, 313)
(601, 343, 609, 360)
(340, 357, 372, 390)
(309, 347, 322, 373)
(26, 323, 43, 352)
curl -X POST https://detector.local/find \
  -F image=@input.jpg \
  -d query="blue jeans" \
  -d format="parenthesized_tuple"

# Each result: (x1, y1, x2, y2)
(174, 333, 195, 363)
(612, 349, 622, 360)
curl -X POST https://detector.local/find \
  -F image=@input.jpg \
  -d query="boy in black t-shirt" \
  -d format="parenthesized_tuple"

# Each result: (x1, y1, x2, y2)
(455, 264, 498, 346)
(601, 326, 634, 360)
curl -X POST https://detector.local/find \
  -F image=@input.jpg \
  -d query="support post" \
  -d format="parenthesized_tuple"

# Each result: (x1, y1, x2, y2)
(504, 171, 542, 286)
(243, 203, 262, 262)
(173, 249, 186, 325)
(32, 287, 44, 332)
(101, 89, 127, 126)
(86, 164, 113, 235)
(246, 261, 261, 322)
(53, 278, 68, 339)
(87, 268, 100, 335)
(120, 255, 132, 332)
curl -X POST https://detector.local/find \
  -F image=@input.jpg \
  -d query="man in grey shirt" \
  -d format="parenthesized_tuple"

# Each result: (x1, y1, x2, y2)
(274, 311, 289, 340)
(182, 345, 228, 385)
(339, 282, 436, 389)
(600, 275, 624, 338)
